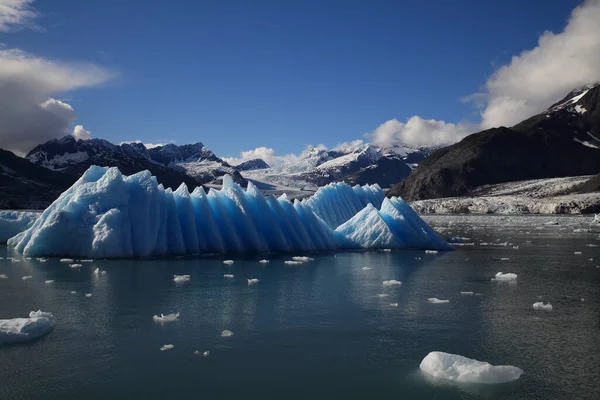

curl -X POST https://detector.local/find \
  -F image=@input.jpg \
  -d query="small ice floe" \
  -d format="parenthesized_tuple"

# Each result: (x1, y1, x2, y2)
(160, 344, 174, 351)
(460, 291, 474, 295)
(419, 351, 523, 383)
(69, 263, 82, 269)
(60, 258, 74, 263)
(512, 246, 519, 250)
(383, 249, 392, 252)
(428, 298, 450, 304)
(377, 293, 390, 298)
(362, 266, 372, 271)
(382, 280, 402, 286)
(223, 260, 234, 265)
(258, 259, 270, 264)
(247, 278, 259, 285)
(44, 280, 54, 284)
(0, 310, 56, 345)
(22, 276, 32, 281)
(0, 274, 7, 279)
(194, 350, 210, 357)
(500, 258, 510, 261)
(453, 243, 475, 247)
(573, 228, 589, 233)
(221, 330, 234, 337)
(153, 312, 180, 323)
(533, 302, 553, 311)
(587, 244, 599, 247)
(36, 258, 48, 262)
(389, 303, 399, 307)
(574, 252, 582, 255)
(448, 237, 471, 243)
(85, 293, 92, 297)
(173, 274, 191, 283)
(415, 257, 422, 260)
(11, 259, 20, 263)
(93, 268, 106, 275)
(70, 291, 77, 295)
(80, 259, 94, 262)
(425, 250, 438, 254)
(223, 274, 234, 278)
(588, 258, 593, 262)
(284, 260, 303, 265)
(292, 256, 314, 262)
(25, 257, 31, 260)
(491, 272, 517, 281)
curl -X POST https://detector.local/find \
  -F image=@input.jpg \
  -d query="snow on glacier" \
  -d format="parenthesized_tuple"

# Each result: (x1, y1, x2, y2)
(420, 351, 523, 384)
(7, 166, 452, 258)
(0, 311, 56, 345)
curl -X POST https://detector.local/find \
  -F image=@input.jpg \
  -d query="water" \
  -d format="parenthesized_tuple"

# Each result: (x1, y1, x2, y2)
(1, 215, 599, 399)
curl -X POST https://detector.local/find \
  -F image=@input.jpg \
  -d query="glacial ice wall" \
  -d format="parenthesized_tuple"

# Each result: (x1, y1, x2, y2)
(7, 166, 451, 258)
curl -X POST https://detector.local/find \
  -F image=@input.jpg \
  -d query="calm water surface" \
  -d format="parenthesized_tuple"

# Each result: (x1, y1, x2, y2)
(1, 215, 599, 399)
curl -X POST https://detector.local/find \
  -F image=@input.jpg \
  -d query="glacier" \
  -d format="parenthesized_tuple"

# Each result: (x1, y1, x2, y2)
(7, 166, 452, 258)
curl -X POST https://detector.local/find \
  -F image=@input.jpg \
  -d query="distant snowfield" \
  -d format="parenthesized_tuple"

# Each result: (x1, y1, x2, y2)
(411, 176, 600, 214)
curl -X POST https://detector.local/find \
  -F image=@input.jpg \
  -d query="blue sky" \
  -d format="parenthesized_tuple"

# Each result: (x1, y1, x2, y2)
(2, 0, 597, 161)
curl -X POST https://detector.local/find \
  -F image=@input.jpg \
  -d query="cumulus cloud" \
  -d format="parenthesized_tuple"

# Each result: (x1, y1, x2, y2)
(0, 48, 112, 155)
(223, 146, 300, 166)
(0, 0, 38, 32)
(72, 125, 91, 141)
(479, 0, 600, 128)
(367, 117, 473, 148)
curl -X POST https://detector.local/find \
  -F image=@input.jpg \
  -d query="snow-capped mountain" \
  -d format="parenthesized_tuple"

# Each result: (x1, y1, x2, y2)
(26, 136, 245, 189)
(235, 158, 270, 171)
(393, 83, 600, 200)
(242, 143, 433, 189)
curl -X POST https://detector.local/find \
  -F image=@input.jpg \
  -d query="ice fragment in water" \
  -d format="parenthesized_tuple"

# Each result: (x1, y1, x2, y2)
(500, 258, 510, 261)
(247, 278, 259, 285)
(428, 298, 450, 304)
(284, 261, 303, 265)
(173, 274, 190, 283)
(223, 260, 234, 265)
(377, 294, 390, 298)
(69, 264, 82, 269)
(292, 256, 314, 262)
(153, 312, 180, 323)
(0, 310, 56, 345)
(574, 251, 582, 255)
(44, 280, 54, 284)
(382, 280, 402, 286)
(22, 276, 32, 281)
(533, 302, 553, 311)
(60, 258, 74, 263)
(160, 344, 174, 351)
(362, 266, 372, 270)
(460, 291, 474, 295)
(0, 274, 7, 279)
(85, 293, 92, 297)
(221, 330, 234, 337)
(223, 274, 234, 278)
(425, 250, 438, 254)
(258, 259, 270, 263)
(491, 272, 517, 281)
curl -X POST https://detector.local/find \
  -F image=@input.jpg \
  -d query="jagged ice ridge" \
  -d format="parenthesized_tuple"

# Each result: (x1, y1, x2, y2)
(7, 166, 451, 258)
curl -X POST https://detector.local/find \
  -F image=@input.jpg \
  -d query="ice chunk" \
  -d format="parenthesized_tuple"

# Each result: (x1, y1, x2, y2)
(284, 260, 303, 265)
(71, 291, 77, 294)
(428, 298, 450, 304)
(574, 251, 582, 255)
(80, 259, 94, 262)
(587, 244, 599, 247)
(153, 312, 180, 323)
(93, 268, 106, 275)
(362, 266, 372, 271)
(377, 294, 390, 298)
(0, 274, 7, 279)
(85, 293, 92, 297)
(533, 302, 553, 311)
(491, 272, 517, 281)
(0, 310, 56, 345)
(258, 259, 270, 263)
(69, 264, 82, 269)
(383, 249, 392, 252)
(292, 256, 314, 262)
(247, 278, 259, 285)
(500, 258, 510, 261)
(173, 274, 190, 283)
(22, 276, 32, 281)
(7, 167, 451, 257)
(460, 291, 474, 295)
(60, 258, 74, 263)
(221, 330, 234, 337)
(44, 280, 54, 284)
(425, 250, 438, 254)
(160, 344, 174, 351)
(194, 350, 210, 357)
(420, 351, 523, 383)
(382, 280, 402, 286)
(223, 274, 234, 278)
(223, 260, 234, 265)
(389, 303, 399, 307)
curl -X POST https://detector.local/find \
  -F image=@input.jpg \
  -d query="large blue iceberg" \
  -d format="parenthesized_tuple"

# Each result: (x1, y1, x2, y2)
(7, 166, 452, 257)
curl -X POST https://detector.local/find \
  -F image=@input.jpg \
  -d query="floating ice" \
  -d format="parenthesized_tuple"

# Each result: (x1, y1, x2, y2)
(44, 280, 54, 284)
(223, 260, 234, 265)
(36, 258, 48, 262)
(533, 302, 553, 311)
(362, 266, 372, 270)
(80, 259, 94, 262)
(194, 350, 210, 357)
(258, 259, 270, 263)
(284, 260, 303, 265)
(383, 249, 392, 252)
(491, 272, 517, 281)
(173, 274, 190, 283)
(420, 351, 523, 383)
(574, 252, 582, 255)
(0, 274, 7, 279)
(382, 280, 402, 286)
(500, 258, 510, 261)
(292, 256, 314, 262)
(85, 293, 92, 297)
(69, 264, 82, 269)
(22, 276, 32, 281)
(223, 274, 234, 278)
(377, 293, 390, 298)
(7, 167, 451, 257)
(0, 210, 39, 243)
(71, 291, 77, 294)
(587, 244, 599, 247)
(60, 259, 74, 263)
(428, 298, 450, 304)
(389, 303, 399, 307)
(153, 312, 179, 323)
(160, 344, 174, 351)
(247, 278, 259, 285)
(425, 250, 438, 254)
(0, 310, 56, 345)
(460, 291, 474, 295)
(221, 330, 234, 337)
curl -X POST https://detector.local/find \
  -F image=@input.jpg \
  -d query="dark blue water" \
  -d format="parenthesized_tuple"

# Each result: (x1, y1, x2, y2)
(1, 215, 599, 399)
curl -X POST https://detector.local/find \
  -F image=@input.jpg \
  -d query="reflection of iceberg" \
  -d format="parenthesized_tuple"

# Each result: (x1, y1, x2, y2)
(8, 166, 452, 258)
(0, 311, 56, 345)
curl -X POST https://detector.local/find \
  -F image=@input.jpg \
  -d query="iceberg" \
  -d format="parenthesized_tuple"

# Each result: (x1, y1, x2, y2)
(491, 272, 517, 281)
(7, 166, 452, 258)
(0, 211, 39, 243)
(533, 302, 553, 311)
(420, 351, 523, 384)
(428, 298, 450, 304)
(153, 312, 180, 323)
(0, 310, 56, 345)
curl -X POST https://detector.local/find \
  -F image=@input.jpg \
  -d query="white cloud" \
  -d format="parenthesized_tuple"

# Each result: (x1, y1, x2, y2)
(223, 146, 300, 166)
(72, 125, 91, 141)
(0, 0, 38, 32)
(479, 0, 600, 128)
(0, 48, 112, 155)
(367, 117, 473, 148)
(120, 140, 168, 149)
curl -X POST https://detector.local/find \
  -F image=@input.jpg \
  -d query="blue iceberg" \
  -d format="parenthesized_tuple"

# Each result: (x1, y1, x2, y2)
(7, 166, 451, 257)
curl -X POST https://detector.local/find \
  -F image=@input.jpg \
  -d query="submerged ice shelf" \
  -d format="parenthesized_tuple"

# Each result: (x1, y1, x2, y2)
(7, 166, 452, 258)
